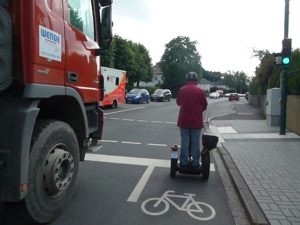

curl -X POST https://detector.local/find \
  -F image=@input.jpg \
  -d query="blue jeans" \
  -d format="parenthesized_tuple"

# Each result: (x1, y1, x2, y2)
(180, 128, 202, 166)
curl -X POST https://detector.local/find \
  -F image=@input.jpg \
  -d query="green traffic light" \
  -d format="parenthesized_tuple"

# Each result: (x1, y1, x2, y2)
(282, 57, 290, 65)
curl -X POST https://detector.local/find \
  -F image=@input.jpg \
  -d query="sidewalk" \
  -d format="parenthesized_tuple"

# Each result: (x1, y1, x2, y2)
(210, 120, 300, 225)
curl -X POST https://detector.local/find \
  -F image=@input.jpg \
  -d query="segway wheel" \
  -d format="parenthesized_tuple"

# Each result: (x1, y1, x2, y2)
(170, 159, 177, 178)
(201, 151, 210, 180)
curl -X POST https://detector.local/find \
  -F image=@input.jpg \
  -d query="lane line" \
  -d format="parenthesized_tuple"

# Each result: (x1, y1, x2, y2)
(109, 118, 120, 120)
(121, 141, 141, 145)
(104, 106, 146, 115)
(84, 154, 170, 167)
(137, 120, 148, 122)
(151, 121, 163, 123)
(147, 143, 168, 147)
(127, 165, 155, 202)
(101, 140, 118, 143)
(237, 113, 253, 116)
(165, 122, 176, 124)
(122, 119, 134, 121)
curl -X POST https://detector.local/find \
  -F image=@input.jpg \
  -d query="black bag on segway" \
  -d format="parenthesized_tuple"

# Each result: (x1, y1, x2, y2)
(202, 133, 219, 151)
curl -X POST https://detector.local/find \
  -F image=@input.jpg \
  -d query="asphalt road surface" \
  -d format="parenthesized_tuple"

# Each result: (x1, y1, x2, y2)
(1, 97, 249, 225)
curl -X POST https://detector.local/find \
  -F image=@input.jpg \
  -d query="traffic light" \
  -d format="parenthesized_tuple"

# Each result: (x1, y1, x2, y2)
(281, 39, 292, 65)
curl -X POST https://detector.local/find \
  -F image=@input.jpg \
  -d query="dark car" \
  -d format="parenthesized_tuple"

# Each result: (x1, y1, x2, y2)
(229, 93, 240, 101)
(151, 89, 172, 102)
(125, 88, 150, 104)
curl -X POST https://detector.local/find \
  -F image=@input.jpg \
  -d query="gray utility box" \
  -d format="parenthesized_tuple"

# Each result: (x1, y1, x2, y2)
(266, 88, 281, 126)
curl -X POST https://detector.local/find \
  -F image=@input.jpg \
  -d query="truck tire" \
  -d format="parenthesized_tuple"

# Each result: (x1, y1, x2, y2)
(4, 120, 79, 224)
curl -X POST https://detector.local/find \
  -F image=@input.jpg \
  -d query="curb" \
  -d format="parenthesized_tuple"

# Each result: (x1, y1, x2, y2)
(217, 146, 269, 225)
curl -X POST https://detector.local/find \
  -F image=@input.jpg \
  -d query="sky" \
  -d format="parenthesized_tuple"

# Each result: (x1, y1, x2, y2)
(112, 0, 300, 77)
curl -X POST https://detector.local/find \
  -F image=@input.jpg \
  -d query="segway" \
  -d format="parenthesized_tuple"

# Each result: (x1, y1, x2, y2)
(170, 133, 219, 180)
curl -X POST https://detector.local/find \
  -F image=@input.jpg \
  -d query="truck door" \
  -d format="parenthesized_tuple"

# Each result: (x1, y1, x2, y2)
(64, 0, 100, 103)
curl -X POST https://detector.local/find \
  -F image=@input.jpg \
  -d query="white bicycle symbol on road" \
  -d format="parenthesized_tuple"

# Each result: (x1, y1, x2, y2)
(141, 190, 216, 221)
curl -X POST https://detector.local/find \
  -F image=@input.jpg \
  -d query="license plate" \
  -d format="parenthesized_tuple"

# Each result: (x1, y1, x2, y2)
(171, 151, 178, 159)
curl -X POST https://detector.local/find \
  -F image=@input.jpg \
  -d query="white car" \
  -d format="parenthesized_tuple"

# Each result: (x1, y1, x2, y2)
(209, 92, 220, 99)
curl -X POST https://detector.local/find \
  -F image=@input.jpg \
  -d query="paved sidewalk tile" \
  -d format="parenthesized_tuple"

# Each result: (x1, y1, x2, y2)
(211, 120, 300, 225)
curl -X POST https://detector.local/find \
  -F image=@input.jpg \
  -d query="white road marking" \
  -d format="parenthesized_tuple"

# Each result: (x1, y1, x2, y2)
(165, 122, 176, 124)
(122, 119, 134, 121)
(217, 126, 237, 134)
(85, 154, 216, 202)
(137, 120, 148, 122)
(151, 121, 163, 123)
(104, 106, 146, 115)
(209, 126, 225, 143)
(127, 165, 155, 202)
(84, 154, 170, 167)
(121, 141, 141, 145)
(84, 154, 215, 171)
(148, 143, 168, 147)
(237, 113, 253, 116)
(109, 118, 120, 120)
(101, 140, 118, 143)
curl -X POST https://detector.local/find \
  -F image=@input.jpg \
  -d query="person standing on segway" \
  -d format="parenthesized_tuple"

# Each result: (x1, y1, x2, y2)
(176, 72, 208, 168)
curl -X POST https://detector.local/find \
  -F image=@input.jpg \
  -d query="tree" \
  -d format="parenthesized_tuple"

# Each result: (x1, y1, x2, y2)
(101, 40, 115, 67)
(160, 36, 202, 91)
(112, 35, 137, 86)
(202, 70, 223, 83)
(251, 49, 274, 94)
(131, 43, 153, 87)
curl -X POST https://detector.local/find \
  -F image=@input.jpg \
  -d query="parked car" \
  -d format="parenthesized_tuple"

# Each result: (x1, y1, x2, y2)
(151, 89, 172, 102)
(224, 93, 231, 97)
(125, 88, 150, 104)
(229, 93, 240, 101)
(209, 92, 220, 99)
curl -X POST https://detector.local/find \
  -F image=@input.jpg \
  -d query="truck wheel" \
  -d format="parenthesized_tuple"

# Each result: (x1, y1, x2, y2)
(4, 120, 79, 224)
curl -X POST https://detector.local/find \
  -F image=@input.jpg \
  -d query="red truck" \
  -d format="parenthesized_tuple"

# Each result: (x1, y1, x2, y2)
(0, 0, 112, 224)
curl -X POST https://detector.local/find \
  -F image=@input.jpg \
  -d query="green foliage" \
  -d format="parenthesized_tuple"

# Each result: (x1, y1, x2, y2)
(203, 70, 223, 83)
(249, 77, 259, 94)
(204, 90, 210, 97)
(101, 35, 153, 87)
(101, 40, 115, 67)
(287, 49, 300, 94)
(112, 35, 137, 85)
(131, 42, 153, 86)
(160, 36, 202, 91)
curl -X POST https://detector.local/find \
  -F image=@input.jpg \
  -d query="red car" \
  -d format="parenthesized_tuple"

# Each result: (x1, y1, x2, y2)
(229, 93, 240, 101)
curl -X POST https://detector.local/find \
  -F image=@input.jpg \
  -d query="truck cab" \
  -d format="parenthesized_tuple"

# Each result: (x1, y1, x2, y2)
(0, 0, 112, 223)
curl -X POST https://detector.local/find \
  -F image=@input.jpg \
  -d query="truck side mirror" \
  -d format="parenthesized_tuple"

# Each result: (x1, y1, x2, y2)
(101, 6, 112, 42)
(98, 0, 113, 7)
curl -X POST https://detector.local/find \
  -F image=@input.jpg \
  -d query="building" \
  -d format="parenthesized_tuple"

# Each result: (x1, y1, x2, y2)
(134, 62, 163, 87)
(214, 80, 229, 90)
(198, 78, 213, 91)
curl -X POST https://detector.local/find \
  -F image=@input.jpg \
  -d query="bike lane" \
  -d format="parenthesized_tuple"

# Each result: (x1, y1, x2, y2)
(46, 151, 234, 225)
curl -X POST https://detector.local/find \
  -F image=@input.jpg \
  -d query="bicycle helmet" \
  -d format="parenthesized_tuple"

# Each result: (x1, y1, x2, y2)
(185, 72, 198, 82)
